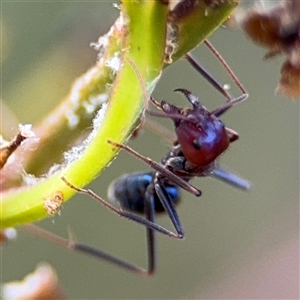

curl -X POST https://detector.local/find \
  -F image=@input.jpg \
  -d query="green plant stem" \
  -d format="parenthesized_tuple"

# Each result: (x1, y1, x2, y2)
(1, 0, 238, 229)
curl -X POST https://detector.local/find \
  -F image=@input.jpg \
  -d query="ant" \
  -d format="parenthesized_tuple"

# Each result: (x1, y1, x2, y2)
(25, 40, 250, 277)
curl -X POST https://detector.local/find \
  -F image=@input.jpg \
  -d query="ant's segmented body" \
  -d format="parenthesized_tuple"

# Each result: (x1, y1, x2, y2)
(106, 80, 249, 245)
(25, 40, 250, 277)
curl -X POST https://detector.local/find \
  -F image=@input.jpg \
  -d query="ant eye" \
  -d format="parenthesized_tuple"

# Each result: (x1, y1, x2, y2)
(192, 139, 201, 150)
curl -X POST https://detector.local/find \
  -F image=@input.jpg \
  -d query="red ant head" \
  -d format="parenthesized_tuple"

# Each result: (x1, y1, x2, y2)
(161, 89, 230, 167)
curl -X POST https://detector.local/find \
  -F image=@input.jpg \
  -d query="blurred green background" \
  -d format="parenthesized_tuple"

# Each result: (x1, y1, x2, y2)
(1, 1, 299, 299)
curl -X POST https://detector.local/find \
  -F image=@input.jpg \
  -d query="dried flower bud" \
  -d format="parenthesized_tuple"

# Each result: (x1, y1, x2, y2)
(239, 0, 300, 98)
(277, 60, 300, 98)
(2, 263, 66, 300)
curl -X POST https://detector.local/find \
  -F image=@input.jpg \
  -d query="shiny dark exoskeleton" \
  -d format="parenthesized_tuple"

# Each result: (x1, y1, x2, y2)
(108, 87, 249, 223)
(97, 46, 250, 276)
(28, 40, 250, 278)
(108, 171, 180, 214)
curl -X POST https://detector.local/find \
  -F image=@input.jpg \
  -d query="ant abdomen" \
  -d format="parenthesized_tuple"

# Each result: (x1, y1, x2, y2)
(108, 172, 181, 214)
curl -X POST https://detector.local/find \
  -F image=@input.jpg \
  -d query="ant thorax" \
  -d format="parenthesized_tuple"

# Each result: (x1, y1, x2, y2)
(161, 142, 216, 181)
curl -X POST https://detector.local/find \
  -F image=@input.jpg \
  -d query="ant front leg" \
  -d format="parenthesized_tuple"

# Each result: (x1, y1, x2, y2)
(185, 52, 232, 101)
(186, 40, 248, 115)
(203, 40, 247, 97)
(210, 93, 248, 118)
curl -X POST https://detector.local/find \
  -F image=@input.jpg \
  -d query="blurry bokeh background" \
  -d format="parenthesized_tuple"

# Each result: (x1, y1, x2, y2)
(1, 1, 299, 299)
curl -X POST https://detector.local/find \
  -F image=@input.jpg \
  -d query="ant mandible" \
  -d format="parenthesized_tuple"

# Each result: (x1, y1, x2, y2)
(25, 40, 250, 277)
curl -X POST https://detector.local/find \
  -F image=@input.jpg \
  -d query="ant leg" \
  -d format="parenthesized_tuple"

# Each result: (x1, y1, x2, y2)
(185, 52, 232, 101)
(23, 180, 187, 276)
(210, 93, 248, 117)
(23, 199, 157, 277)
(211, 164, 251, 191)
(186, 40, 248, 114)
(107, 140, 202, 197)
(61, 177, 180, 239)
(204, 40, 247, 96)
(143, 189, 157, 275)
(186, 51, 248, 117)
(152, 177, 185, 237)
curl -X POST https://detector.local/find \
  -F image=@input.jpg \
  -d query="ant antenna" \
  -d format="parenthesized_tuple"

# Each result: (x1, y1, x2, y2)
(126, 57, 191, 121)
(125, 57, 152, 111)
